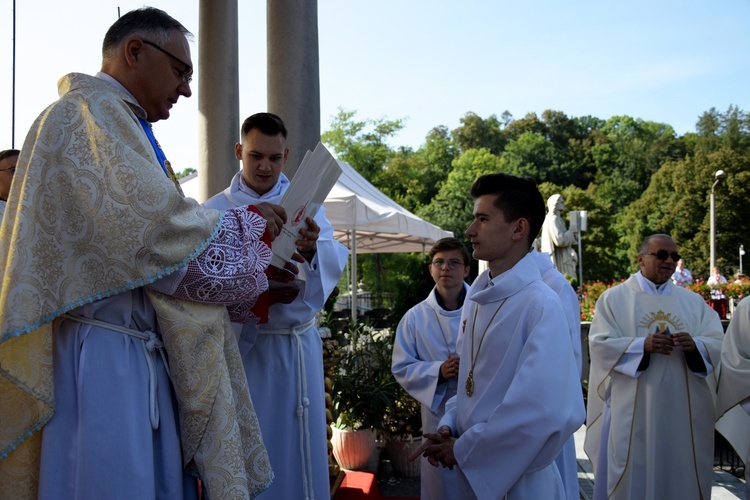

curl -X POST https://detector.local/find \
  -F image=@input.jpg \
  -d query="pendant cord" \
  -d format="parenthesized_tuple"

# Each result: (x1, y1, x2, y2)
(466, 298, 508, 395)
(432, 309, 456, 357)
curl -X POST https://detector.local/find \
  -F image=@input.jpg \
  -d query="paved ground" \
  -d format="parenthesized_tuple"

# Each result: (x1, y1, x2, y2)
(363, 425, 748, 498)
(574, 425, 747, 499)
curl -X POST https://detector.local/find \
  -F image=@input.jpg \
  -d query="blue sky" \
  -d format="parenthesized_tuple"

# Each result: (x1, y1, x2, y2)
(1, 0, 749, 173)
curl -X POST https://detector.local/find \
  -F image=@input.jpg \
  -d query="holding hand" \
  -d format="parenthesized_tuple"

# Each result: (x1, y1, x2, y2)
(266, 261, 298, 283)
(408, 426, 452, 461)
(270, 285, 301, 305)
(254, 202, 287, 240)
(296, 217, 320, 258)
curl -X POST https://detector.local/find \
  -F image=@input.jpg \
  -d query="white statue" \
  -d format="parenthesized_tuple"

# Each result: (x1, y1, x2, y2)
(540, 194, 578, 278)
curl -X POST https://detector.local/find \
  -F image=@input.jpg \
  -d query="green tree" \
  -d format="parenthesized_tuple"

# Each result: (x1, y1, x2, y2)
(451, 112, 507, 155)
(619, 147, 750, 278)
(322, 108, 405, 183)
(695, 105, 750, 154)
(418, 148, 502, 242)
(499, 131, 559, 182)
(377, 126, 456, 213)
(595, 116, 683, 197)
(175, 167, 196, 179)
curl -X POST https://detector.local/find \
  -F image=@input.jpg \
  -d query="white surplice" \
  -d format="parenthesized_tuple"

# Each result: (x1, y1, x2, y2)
(205, 172, 348, 500)
(585, 274, 723, 500)
(391, 283, 469, 500)
(717, 296, 750, 499)
(531, 249, 582, 500)
(439, 254, 585, 499)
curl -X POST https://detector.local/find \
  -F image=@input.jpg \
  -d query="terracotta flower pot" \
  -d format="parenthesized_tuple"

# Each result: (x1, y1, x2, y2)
(331, 427, 376, 471)
(385, 436, 422, 478)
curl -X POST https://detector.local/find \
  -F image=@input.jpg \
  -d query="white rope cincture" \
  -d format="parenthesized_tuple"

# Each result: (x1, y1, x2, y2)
(60, 313, 169, 430)
(259, 317, 317, 500)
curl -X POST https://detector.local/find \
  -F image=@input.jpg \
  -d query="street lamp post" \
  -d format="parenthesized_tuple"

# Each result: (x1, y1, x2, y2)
(569, 210, 588, 293)
(740, 244, 745, 276)
(710, 170, 726, 272)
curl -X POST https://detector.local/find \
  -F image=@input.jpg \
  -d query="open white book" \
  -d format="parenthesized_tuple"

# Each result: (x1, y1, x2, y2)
(270, 142, 342, 270)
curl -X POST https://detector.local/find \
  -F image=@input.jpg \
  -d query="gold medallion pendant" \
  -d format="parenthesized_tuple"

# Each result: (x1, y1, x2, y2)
(465, 372, 475, 397)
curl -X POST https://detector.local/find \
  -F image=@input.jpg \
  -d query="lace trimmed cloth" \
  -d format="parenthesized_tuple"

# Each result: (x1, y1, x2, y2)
(172, 206, 271, 323)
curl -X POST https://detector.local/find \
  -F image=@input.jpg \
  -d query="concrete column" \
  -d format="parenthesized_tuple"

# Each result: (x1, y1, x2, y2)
(267, 0, 321, 179)
(197, 0, 240, 202)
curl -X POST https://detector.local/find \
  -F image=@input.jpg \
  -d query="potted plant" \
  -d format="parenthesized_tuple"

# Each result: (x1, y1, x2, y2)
(330, 320, 399, 470)
(382, 383, 423, 477)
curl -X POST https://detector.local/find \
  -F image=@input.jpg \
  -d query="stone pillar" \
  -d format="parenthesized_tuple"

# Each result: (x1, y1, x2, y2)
(197, 0, 240, 202)
(267, 0, 321, 179)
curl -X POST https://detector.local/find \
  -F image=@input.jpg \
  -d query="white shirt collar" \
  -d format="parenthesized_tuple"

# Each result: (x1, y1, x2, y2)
(635, 271, 672, 295)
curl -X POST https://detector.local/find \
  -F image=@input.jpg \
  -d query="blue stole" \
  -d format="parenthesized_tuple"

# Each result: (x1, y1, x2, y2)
(137, 117, 184, 196)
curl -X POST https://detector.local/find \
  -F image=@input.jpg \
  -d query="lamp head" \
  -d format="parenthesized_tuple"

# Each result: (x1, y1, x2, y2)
(715, 170, 726, 179)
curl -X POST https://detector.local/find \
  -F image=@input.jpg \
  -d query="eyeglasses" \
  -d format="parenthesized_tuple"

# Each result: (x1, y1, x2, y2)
(143, 40, 193, 83)
(430, 259, 464, 270)
(641, 250, 681, 262)
(0, 166, 15, 174)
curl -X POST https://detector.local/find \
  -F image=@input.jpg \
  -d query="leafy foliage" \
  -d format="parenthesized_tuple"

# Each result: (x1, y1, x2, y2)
(175, 167, 196, 179)
(417, 148, 502, 242)
(330, 322, 400, 431)
(382, 386, 422, 440)
(322, 104, 750, 313)
(328, 320, 423, 440)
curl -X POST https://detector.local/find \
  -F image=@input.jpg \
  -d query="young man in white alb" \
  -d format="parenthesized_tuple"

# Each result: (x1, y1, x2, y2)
(415, 173, 584, 499)
(392, 237, 471, 499)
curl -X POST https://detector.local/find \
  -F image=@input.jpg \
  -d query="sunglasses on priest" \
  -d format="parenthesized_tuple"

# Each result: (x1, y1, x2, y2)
(641, 250, 681, 262)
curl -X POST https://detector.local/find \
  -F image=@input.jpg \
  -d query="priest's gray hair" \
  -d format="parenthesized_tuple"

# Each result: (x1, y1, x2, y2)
(102, 7, 192, 61)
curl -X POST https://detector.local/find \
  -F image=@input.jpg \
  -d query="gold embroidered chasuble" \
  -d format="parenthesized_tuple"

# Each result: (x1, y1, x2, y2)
(0, 73, 272, 498)
(585, 276, 723, 499)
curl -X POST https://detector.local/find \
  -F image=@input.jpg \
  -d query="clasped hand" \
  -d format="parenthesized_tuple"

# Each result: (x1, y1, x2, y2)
(407, 426, 457, 469)
(440, 355, 460, 379)
(644, 330, 697, 355)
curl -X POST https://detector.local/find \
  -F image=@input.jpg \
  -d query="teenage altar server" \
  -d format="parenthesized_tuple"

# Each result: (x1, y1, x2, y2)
(392, 237, 471, 499)
(414, 173, 585, 499)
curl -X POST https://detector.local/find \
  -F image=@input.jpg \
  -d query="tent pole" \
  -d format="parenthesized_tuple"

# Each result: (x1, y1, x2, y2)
(350, 231, 357, 323)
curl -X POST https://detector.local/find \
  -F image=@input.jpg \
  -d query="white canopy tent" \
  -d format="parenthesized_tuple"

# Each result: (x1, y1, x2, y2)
(179, 161, 453, 320)
(325, 161, 452, 253)
(324, 161, 453, 320)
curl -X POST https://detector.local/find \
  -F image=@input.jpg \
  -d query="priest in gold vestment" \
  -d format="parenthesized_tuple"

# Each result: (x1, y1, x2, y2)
(0, 8, 287, 500)
(585, 234, 723, 499)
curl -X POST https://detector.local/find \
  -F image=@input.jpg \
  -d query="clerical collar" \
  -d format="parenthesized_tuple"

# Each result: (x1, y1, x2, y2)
(237, 171, 287, 199)
(635, 271, 672, 295)
(435, 286, 467, 311)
